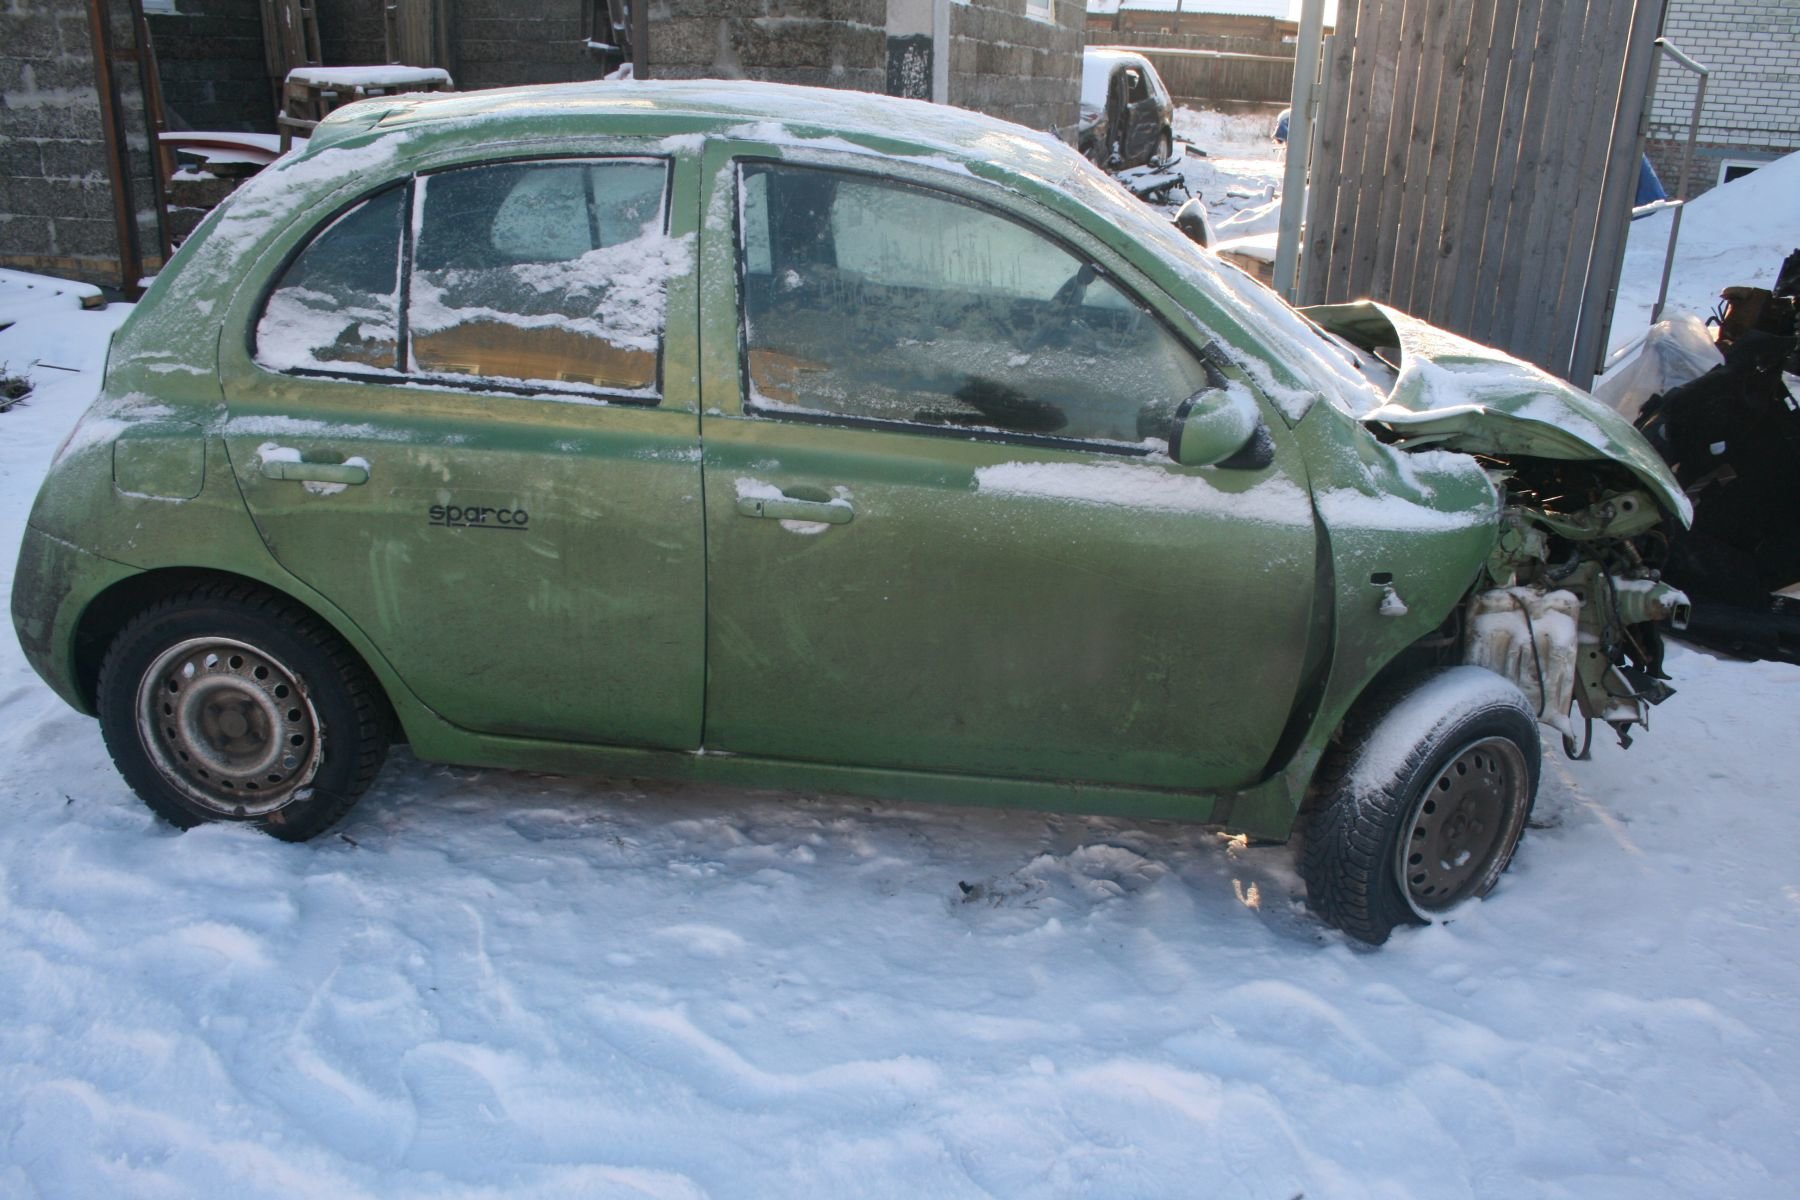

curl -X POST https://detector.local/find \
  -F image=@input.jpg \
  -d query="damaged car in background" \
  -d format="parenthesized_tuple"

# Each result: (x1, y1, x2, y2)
(11, 81, 1692, 945)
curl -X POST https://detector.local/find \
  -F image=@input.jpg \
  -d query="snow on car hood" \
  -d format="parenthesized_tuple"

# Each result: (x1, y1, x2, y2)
(1302, 301, 1692, 526)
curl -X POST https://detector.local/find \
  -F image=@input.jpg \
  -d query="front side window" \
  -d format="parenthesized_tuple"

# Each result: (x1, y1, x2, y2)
(737, 163, 1213, 449)
(257, 157, 677, 401)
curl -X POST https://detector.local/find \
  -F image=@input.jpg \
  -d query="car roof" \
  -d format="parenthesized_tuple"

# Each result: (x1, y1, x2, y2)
(305, 78, 1073, 176)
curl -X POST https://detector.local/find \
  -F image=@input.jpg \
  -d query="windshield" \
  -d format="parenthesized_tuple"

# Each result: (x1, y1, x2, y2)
(1035, 151, 1386, 421)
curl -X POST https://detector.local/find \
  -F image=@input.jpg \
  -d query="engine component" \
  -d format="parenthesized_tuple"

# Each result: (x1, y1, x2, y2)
(1464, 587, 1582, 742)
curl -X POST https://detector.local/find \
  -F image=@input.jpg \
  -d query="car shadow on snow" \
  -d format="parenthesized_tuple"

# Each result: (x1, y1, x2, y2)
(337, 748, 1337, 950)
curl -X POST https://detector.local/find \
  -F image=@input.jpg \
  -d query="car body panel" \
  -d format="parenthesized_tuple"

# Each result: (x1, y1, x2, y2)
(203, 137, 709, 747)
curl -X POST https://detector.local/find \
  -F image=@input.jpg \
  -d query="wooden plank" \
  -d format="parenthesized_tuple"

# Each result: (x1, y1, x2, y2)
(1490, 0, 1591, 370)
(1362, 0, 1432, 304)
(1319, 0, 1382, 303)
(1303, 4, 1353, 305)
(1529, 0, 1636, 371)
(1427, 0, 1518, 320)
(1456, 0, 1551, 344)
(1386, 0, 1464, 312)
(1300, 27, 1355, 303)
(1418, 0, 1504, 318)
(1475, 0, 1569, 351)
(1338, 0, 1409, 300)
(1298, 31, 1350, 304)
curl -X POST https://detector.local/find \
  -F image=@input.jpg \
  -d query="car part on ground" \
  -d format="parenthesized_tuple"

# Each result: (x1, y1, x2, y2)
(11, 80, 1695, 945)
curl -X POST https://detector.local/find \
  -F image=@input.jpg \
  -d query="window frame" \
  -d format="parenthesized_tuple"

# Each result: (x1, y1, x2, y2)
(730, 157, 1218, 458)
(252, 153, 677, 408)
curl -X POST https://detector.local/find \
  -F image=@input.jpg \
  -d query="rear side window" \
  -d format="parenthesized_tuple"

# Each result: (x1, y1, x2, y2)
(256, 157, 677, 402)
(255, 184, 405, 374)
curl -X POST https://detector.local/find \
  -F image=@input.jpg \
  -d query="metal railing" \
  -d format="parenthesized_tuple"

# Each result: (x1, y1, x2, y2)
(1637, 39, 1711, 324)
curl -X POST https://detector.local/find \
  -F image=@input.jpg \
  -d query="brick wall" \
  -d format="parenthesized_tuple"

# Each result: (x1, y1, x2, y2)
(1647, 0, 1800, 196)
(0, 0, 154, 286)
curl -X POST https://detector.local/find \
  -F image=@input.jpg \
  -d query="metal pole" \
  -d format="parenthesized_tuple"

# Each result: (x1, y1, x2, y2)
(1272, 0, 1325, 300)
(1649, 42, 1708, 323)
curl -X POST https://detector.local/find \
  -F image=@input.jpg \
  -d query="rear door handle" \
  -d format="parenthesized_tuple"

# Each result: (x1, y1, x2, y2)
(261, 455, 369, 486)
(735, 496, 853, 524)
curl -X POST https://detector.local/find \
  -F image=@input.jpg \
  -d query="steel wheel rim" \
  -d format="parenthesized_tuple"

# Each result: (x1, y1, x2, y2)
(135, 636, 322, 817)
(1395, 735, 1529, 916)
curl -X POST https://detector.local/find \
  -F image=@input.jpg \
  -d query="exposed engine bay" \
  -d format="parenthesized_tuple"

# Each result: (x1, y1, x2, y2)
(1468, 456, 1691, 755)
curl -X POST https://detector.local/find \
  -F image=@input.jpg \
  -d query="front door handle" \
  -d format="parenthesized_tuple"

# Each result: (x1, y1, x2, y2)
(261, 456, 369, 486)
(735, 495, 853, 525)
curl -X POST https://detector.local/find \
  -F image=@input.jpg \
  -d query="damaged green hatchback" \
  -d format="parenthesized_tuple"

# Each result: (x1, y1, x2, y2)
(10, 81, 1693, 943)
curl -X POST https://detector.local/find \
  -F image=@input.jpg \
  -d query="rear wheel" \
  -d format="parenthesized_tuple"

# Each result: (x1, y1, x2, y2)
(1301, 667, 1540, 944)
(97, 581, 389, 840)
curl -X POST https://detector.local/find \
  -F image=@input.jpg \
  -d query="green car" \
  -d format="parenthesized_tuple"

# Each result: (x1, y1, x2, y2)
(10, 81, 1693, 943)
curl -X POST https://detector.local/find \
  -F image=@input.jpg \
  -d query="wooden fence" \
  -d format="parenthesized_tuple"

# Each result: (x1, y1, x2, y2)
(1299, 0, 1669, 387)
(1088, 32, 1297, 105)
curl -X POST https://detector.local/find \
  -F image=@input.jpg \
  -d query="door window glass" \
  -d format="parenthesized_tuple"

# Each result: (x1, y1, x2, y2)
(737, 163, 1213, 448)
(254, 158, 678, 401)
(409, 159, 672, 396)
(255, 184, 405, 373)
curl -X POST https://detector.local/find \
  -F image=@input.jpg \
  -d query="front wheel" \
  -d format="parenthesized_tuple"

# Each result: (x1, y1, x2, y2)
(96, 581, 390, 841)
(1301, 667, 1540, 944)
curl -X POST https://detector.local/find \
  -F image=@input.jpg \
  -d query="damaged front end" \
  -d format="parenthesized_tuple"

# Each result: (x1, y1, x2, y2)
(1306, 301, 1695, 754)
(1467, 465, 1690, 754)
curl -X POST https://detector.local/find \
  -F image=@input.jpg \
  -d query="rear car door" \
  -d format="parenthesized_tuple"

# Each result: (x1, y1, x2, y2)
(694, 142, 1321, 791)
(219, 148, 705, 748)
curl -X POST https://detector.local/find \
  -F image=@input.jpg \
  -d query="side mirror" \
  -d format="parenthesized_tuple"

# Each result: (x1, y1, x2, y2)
(1173, 196, 1212, 248)
(1168, 386, 1273, 469)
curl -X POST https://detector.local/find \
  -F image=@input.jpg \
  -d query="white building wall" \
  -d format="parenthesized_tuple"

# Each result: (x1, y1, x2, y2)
(1647, 0, 1800, 195)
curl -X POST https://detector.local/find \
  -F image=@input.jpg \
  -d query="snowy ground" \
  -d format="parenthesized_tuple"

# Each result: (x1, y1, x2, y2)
(4, 122, 1800, 1198)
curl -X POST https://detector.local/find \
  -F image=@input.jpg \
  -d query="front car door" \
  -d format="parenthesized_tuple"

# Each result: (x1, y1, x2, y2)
(219, 146, 706, 748)
(694, 141, 1320, 792)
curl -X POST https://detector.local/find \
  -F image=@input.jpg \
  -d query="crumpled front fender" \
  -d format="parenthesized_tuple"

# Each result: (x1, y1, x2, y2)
(1302, 301, 1692, 527)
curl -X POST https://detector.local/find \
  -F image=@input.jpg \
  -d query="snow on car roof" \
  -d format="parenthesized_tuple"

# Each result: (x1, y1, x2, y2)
(309, 78, 1072, 172)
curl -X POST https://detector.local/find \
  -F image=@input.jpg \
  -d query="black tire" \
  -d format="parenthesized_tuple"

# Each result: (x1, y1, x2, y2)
(1301, 667, 1541, 945)
(96, 580, 390, 841)
(1153, 130, 1173, 166)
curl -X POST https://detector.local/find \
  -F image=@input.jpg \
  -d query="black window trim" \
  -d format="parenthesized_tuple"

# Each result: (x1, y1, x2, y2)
(729, 157, 1219, 459)
(251, 153, 677, 410)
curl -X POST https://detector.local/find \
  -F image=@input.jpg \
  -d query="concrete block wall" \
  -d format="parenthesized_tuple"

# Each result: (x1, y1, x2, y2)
(646, 0, 888, 94)
(1647, 0, 1800, 196)
(646, 1, 1081, 137)
(949, 1, 1083, 135)
(0, 0, 151, 285)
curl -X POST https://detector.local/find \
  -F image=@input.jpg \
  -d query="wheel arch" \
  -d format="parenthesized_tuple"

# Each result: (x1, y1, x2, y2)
(71, 565, 407, 742)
